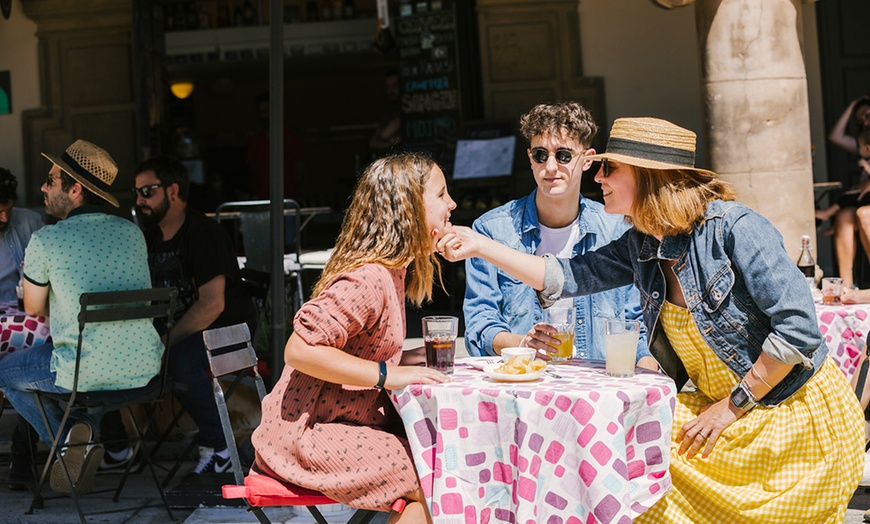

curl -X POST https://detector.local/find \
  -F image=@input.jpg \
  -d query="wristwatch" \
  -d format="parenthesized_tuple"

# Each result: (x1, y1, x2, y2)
(730, 381, 758, 412)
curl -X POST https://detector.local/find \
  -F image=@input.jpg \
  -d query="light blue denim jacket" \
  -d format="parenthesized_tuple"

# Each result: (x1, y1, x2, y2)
(463, 190, 649, 360)
(540, 200, 824, 406)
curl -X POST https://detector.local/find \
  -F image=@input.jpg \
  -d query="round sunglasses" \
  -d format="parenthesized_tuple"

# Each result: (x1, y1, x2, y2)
(529, 147, 583, 165)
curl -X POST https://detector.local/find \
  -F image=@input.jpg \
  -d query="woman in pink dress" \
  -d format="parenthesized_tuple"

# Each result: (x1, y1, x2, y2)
(251, 153, 455, 523)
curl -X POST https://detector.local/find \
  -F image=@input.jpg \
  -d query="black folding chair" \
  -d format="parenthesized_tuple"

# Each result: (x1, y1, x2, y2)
(28, 288, 177, 524)
(204, 322, 380, 524)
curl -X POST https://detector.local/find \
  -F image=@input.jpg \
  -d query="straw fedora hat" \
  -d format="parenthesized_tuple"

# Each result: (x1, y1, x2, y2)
(587, 117, 717, 178)
(41, 139, 120, 207)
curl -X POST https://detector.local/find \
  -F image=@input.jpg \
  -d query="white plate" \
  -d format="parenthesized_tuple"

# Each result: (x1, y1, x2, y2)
(461, 357, 501, 370)
(483, 362, 546, 382)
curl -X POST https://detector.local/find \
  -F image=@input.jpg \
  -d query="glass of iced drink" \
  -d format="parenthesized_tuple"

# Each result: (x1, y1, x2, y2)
(604, 319, 641, 377)
(422, 316, 458, 375)
(544, 303, 575, 362)
(821, 277, 843, 305)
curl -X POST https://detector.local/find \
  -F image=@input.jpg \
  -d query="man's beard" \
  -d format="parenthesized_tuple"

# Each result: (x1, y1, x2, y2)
(45, 192, 74, 219)
(139, 198, 170, 228)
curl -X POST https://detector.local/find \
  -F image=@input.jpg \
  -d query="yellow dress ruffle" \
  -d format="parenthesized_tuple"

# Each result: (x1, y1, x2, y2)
(635, 301, 864, 524)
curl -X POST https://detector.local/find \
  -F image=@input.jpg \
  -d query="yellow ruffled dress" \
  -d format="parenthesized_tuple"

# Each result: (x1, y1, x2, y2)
(636, 301, 864, 524)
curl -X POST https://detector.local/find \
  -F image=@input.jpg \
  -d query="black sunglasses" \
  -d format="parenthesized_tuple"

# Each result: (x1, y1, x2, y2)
(530, 147, 579, 165)
(132, 184, 163, 198)
(599, 159, 611, 178)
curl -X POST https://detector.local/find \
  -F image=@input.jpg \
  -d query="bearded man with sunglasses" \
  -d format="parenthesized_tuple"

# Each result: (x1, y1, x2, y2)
(463, 102, 652, 367)
(124, 155, 256, 477)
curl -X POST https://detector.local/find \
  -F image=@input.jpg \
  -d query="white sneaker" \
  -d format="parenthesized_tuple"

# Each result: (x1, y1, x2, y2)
(860, 451, 870, 487)
(190, 446, 232, 475)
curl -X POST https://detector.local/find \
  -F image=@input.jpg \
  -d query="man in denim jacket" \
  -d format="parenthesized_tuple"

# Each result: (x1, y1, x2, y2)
(0, 168, 42, 302)
(463, 103, 650, 364)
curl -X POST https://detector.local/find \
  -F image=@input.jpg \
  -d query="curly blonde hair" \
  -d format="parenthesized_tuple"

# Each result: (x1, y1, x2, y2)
(628, 166, 737, 236)
(312, 153, 443, 306)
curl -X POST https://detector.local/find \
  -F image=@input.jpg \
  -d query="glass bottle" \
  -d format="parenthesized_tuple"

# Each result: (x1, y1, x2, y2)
(796, 235, 816, 291)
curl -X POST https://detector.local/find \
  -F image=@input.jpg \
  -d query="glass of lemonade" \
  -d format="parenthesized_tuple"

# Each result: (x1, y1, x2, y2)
(544, 303, 575, 362)
(422, 316, 458, 375)
(604, 319, 641, 377)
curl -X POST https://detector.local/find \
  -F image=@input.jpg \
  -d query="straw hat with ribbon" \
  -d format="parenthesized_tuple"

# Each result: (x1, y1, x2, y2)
(41, 139, 120, 207)
(587, 117, 717, 178)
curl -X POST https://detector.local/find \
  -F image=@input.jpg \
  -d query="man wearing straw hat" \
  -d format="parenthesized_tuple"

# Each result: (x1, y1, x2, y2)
(0, 139, 162, 495)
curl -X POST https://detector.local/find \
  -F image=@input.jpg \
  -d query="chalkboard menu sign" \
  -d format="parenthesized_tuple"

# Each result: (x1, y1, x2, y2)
(396, 0, 461, 173)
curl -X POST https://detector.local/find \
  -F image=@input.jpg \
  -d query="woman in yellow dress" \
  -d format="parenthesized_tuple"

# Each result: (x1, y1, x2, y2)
(437, 117, 864, 523)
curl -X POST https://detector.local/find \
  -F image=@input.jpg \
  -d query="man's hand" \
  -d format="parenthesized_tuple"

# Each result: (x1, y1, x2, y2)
(399, 346, 426, 366)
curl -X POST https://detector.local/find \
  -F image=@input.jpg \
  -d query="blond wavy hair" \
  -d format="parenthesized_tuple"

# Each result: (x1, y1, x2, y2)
(312, 153, 443, 306)
(628, 166, 737, 237)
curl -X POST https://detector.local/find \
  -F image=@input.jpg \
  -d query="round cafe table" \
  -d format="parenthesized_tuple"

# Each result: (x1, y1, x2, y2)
(390, 359, 676, 524)
(815, 302, 870, 382)
(0, 301, 50, 358)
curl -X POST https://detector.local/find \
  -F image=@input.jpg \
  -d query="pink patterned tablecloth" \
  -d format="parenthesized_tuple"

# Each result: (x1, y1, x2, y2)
(816, 303, 870, 382)
(390, 360, 677, 524)
(0, 301, 50, 358)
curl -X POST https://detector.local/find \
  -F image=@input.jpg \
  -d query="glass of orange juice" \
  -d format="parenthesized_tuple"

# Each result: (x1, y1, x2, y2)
(544, 302, 575, 362)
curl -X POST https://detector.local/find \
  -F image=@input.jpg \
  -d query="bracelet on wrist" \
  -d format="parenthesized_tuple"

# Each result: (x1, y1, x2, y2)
(374, 361, 387, 390)
(750, 367, 773, 390)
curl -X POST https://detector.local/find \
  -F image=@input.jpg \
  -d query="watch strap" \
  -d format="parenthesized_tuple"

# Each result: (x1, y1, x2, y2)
(374, 361, 387, 390)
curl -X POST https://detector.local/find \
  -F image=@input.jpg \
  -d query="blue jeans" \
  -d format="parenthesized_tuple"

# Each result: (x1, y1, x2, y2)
(0, 343, 98, 446)
(168, 331, 225, 450)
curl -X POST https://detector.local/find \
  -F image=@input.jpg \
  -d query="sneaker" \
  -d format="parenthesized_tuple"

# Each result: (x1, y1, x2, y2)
(190, 446, 233, 475)
(861, 451, 870, 487)
(50, 422, 104, 495)
(98, 447, 145, 474)
(8, 453, 35, 491)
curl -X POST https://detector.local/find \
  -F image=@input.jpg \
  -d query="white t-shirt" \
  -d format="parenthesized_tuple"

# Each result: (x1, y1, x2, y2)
(536, 215, 581, 310)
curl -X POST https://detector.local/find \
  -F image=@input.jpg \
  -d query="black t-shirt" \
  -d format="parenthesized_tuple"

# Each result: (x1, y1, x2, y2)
(146, 208, 256, 330)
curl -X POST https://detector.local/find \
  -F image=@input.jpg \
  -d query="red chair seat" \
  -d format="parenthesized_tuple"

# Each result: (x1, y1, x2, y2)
(222, 472, 337, 507)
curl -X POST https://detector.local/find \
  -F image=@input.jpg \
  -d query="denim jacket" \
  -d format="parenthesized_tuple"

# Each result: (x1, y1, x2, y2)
(463, 190, 649, 360)
(2, 207, 43, 300)
(541, 200, 824, 406)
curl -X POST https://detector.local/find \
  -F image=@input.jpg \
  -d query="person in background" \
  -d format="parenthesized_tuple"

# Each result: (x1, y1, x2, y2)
(246, 92, 305, 200)
(816, 127, 870, 224)
(252, 153, 454, 524)
(438, 118, 864, 523)
(122, 155, 257, 477)
(463, 102, 649, 363)
(0, 167, 44, 491)
(367, 69, 402, 159)
(826, 95, 870, 289)
(0, 168, 42, 302)
(0, 140, 163, 495)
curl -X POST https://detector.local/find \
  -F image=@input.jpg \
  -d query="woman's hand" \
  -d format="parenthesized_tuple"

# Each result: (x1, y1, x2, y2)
(436, 226, 479, 262)
(675, 396, 745, 459)
(384, 365, 451, 390)
(840, 287, 870, 304)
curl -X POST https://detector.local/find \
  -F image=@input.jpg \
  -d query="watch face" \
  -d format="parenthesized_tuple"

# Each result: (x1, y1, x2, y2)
(731, 383, 755, 409)
(731, 386, 748, 406)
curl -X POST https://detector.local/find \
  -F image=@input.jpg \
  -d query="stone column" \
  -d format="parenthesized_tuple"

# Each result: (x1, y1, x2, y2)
(653, 0, 815, 259)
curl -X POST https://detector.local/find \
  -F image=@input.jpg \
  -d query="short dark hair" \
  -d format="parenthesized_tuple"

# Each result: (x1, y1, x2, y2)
(0, 168, 18, 204)
(135, 155, 189, 202)
(59, 171, 104, 206)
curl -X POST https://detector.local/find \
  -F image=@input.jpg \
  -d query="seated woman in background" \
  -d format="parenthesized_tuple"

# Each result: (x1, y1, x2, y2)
(438, 117, 864, 524)
(251, 153, 455, 523)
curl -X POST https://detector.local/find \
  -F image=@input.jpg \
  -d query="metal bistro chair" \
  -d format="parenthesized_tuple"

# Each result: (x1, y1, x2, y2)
(29, 287, 178, 524)
(214, 199, 305, 314)
(204, 322, 385, 524)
